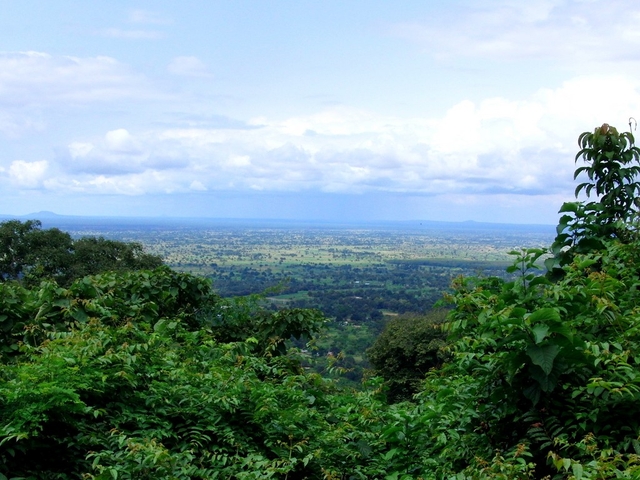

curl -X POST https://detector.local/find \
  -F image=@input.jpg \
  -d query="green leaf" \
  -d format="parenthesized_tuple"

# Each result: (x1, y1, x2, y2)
(528, 308, 561, 324)
(382, 426, 403, 438)
(523, 383, 541, 405)
(576, 237, 604, 252)
(531, 324, 550, 344)
(576, 258, 598, 269)
(557, 214, 573, 226)
(544, 257, 557, 271)
(527, 344, 561, 375)
(529, 365, 558, 392)
(71, 308, 89, 323)
(382, 448, 398, 461)
(547, 323, 573, 341)
(559, 202, 580, 213)
(572, 462, 583, 479)
(153, 319, 167, 332)
(529, 276, 550, 287)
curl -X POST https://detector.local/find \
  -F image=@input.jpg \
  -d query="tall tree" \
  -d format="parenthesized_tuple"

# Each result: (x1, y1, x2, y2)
(0, 220, 162, 285)
(549, 123, 640, 270)
(367, 310, 447, 402)
(69, 236, 162, 281)
(0, 220, 66, 282)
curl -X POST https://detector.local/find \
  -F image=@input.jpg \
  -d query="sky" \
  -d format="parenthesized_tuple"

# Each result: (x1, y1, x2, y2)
(1, 0, 640, 224)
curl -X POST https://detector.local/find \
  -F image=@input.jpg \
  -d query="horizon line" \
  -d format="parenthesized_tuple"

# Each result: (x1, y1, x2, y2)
(0, 210, 556, 229)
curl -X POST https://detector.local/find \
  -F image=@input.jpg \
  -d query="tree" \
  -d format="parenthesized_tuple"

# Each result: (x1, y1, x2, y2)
(0, 219, 48, 281)
(426, 124, 640, 476)
(574, 123, 640, 229)
(68, 236, 163, 281)
(22, 226, 74, 284)
(549, 123, 640, 269)
(0, 264, 370, 479)
(0, 220, 162, 286)
(367, 310, 448, 402)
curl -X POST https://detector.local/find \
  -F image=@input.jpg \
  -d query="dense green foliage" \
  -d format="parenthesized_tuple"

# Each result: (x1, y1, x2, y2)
(3, 124, 640, 478)
(0, 266, 213, 359)
(434, 242, 640, 477)
(366, 311, 448, 403)
(425, 124, 640, 477)
(550, 124, 640, 269)
(0, 220, 162, 286)
(0, 268, 341, 478)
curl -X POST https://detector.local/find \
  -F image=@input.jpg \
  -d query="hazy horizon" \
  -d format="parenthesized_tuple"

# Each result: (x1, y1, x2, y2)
(0, 209, 556, 232)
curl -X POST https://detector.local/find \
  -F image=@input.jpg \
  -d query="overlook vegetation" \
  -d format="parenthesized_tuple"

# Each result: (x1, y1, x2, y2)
(0, 219, 162, 287)
(61, 222, 549, 385)
(2, 124, 640, 478)
(19, 215, 550, 387)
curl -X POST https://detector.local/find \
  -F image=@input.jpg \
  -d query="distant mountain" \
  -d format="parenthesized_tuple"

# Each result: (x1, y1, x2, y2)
(0, 211, 67, 220)
(24, 211, 65, 219)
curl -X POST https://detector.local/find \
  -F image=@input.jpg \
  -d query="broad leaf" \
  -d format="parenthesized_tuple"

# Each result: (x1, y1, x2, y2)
(527, 344, 561, 375)
(530, 324, 550, 344)
(528, 308, 561, 324)
(547, 323, 573, 341)
(529, 364, 559, 392)
(558, 202, 580, 213)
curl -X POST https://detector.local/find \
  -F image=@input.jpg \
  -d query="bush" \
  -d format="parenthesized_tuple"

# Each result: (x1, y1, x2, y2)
(367, 310, 448, 402)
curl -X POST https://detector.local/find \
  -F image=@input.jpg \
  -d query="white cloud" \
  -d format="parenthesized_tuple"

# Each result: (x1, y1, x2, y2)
(68, 142, 94, 159)
(44, 170, 180, 196)
(59, 127, 197, 180)
(0, 111, 45, 137)
(0, 51, 153, 106)
(390, 0, 640, 67)
(8, 160, 48, 188)
(19, 73, 638, 203)
(167, 56, 213, 77)
(61, 130, 149, 175)
(227, 155, 251, 167)
(189, 180, 207, 191)
(105, 129, 140, 153)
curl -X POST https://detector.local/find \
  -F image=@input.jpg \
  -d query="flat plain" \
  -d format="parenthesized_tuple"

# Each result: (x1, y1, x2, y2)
(46, 219, 551, 314)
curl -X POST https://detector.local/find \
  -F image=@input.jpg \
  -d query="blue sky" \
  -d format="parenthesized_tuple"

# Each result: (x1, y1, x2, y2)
(1, 0, 640, 224)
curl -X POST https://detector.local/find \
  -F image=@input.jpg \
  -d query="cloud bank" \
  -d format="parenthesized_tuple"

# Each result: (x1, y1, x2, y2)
(0, 74, 629, 201)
